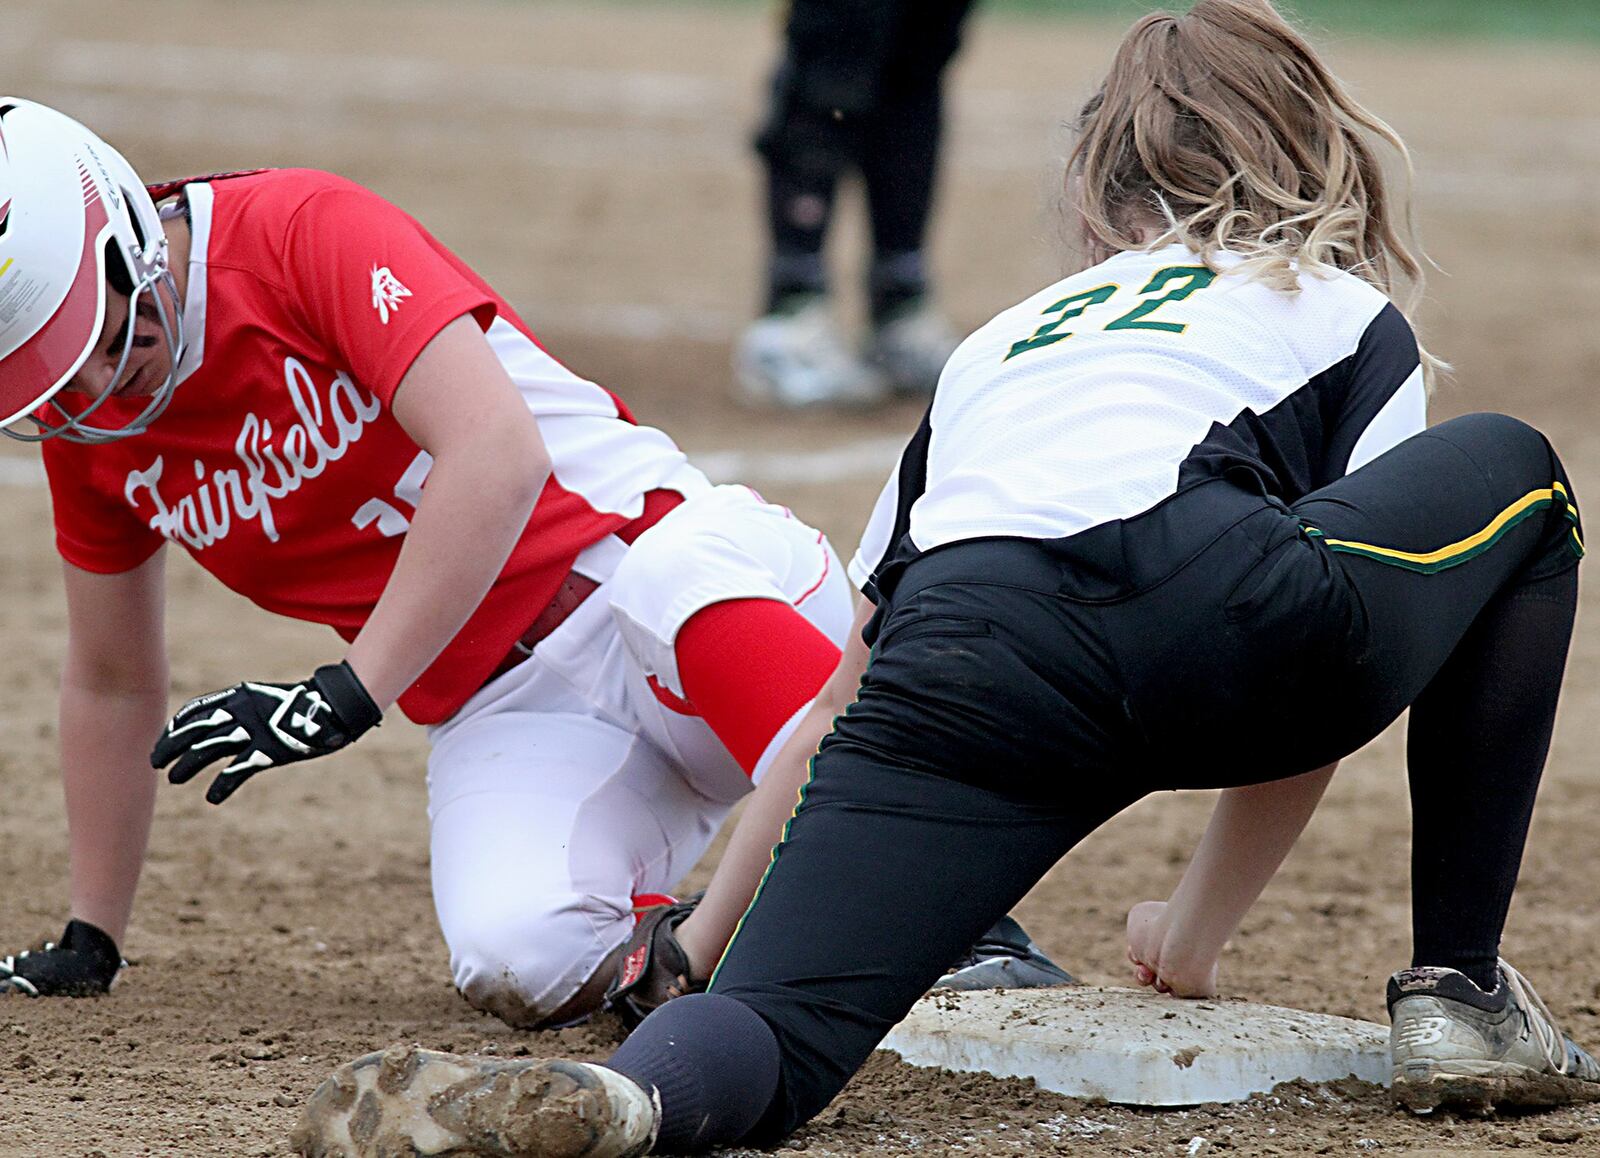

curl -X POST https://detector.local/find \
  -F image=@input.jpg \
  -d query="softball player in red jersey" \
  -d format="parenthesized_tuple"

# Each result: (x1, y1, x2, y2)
(0, 99, 857, 1027)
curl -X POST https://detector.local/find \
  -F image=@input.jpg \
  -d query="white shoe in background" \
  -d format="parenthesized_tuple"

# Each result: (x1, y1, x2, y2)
(865, 299, 963, 396)
(733, 296, 888, 409)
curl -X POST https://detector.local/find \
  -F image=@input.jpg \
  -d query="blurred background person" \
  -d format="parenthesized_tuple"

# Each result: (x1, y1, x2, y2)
(734, 0, 978, 408)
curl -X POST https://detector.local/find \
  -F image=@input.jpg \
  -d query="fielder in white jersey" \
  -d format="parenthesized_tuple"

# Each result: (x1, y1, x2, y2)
(850, 241, 1428, 590)
(292, 2, 1600, 1151)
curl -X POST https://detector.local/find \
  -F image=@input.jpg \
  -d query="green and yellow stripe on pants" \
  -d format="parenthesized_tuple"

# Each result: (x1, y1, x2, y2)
(1304, 482, 1583, 574)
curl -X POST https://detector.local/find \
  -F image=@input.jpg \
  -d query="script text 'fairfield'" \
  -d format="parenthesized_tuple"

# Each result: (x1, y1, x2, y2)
(123, 358, 383, 548)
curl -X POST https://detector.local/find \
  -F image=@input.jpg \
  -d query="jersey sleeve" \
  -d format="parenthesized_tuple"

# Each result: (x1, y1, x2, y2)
(848, 465, 900, 593)
(849, 407, 933, 604)
(42, 441, 165, 574)
(280, 184, 497, 406)
(1323, 303, 1427, 479)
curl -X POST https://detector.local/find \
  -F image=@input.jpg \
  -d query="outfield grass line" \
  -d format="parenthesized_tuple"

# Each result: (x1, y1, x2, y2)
(599, 0, 1600, 45)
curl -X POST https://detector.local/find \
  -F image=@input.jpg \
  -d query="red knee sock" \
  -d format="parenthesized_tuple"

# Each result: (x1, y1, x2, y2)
(667, 599, 842, 778)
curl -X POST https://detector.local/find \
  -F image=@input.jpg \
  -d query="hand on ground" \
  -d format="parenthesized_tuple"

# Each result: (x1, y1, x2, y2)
(1126, 900, 1220, 998)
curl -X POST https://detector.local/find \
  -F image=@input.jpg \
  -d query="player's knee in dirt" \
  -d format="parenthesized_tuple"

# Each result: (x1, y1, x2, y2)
(447, 894, 627, 1029)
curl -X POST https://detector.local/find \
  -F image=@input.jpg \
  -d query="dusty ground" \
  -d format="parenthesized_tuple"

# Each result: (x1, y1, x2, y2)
(1, 0, 1599, 1154)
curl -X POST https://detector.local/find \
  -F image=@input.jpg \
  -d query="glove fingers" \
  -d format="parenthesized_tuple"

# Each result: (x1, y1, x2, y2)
(150, 697, 238, 767)
(205, 768, 251, 805)
(164, 733, 247, 786)
(206, 747, 275, 804)
(150, 729, 190, 769)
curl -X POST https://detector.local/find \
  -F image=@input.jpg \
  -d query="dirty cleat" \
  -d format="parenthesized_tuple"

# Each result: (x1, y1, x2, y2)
(864, 299, 962, 396)
(733, 295, 887, 409)
(933, 915, 1077, 992)
(291, 1045, 659, 1157)
(1388, 958, 1600, 1115)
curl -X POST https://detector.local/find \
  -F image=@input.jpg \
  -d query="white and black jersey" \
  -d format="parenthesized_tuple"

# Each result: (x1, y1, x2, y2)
(849, 243, 1426, 599)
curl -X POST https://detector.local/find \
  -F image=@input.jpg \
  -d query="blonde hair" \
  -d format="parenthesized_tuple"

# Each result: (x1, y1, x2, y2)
(1068, 0, 1444, 382)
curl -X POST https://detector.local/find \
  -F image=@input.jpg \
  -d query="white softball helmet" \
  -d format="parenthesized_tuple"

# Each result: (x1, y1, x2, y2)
(0, 98, 184, 443)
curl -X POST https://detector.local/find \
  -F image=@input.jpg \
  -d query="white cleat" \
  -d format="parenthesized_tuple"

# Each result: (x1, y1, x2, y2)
(864, 301, 963, 396)
(1389, 959, 1600, 1115)
(733, 297, 888, 409)
(291, 1045, 659, 1158)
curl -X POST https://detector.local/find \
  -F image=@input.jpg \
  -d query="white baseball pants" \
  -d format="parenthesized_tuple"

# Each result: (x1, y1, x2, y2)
(424, 485, 854, 1026)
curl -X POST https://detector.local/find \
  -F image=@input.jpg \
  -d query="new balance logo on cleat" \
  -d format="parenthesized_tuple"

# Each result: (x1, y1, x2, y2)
(1388, 959, 1600, 1114)
(1393, 1016, 1448, 1049)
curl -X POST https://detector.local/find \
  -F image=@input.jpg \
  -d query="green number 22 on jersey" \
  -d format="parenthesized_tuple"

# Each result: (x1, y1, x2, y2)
(1004, 265, 1217, 362)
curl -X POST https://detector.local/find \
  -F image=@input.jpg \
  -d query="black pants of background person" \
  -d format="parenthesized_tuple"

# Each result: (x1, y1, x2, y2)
(757, 0, 978, 318)
(610, 412, 1583, 1153)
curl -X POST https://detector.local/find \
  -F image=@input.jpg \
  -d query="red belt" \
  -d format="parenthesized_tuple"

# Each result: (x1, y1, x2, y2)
(484, 489, 684, 686)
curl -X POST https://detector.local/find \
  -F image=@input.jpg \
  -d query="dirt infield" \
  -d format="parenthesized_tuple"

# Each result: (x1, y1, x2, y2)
(2, 1, 1599, 1154)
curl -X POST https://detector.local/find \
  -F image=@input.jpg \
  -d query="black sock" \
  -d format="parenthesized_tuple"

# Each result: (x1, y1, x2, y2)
(766, 252, 829, 314)
(608, 993, 781, 1153)
(868, 250, 929, 322)
(1406, 567, 1577, 993)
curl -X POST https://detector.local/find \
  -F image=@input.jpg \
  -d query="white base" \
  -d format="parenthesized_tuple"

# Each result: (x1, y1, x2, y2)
(882, 986, 1390, 1106)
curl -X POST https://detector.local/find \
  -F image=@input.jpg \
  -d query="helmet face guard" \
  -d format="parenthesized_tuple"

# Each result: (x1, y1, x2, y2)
(0, 99, 187, 444)
(8, 264, 185, 445)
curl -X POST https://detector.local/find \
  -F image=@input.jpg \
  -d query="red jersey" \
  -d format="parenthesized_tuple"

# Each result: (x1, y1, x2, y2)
(43, 170, 706, 723)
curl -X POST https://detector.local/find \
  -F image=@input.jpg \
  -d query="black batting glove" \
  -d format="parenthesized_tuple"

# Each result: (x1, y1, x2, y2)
(1, 919, 122, 997)
(152, 661, 382, 804)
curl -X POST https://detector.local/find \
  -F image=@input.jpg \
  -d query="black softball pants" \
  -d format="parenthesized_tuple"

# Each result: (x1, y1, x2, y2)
(609, 413, 1582, 1150)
